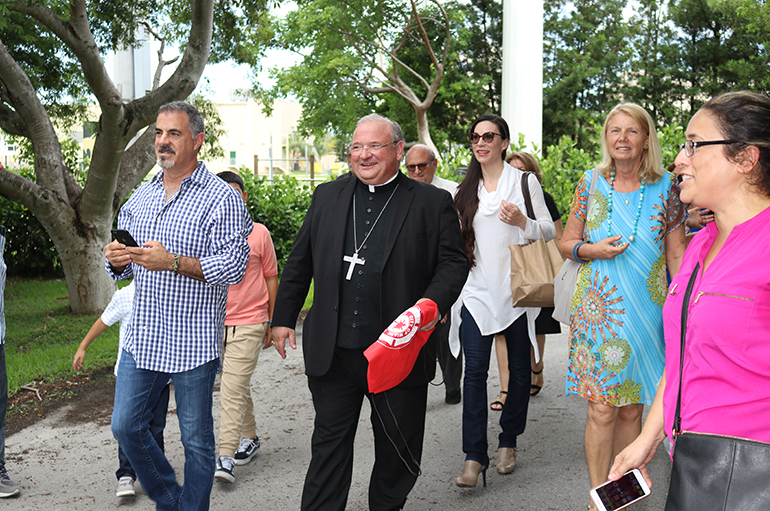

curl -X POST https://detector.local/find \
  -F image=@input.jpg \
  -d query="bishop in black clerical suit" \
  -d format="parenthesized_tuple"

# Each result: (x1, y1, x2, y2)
(271, 114, 469, 511)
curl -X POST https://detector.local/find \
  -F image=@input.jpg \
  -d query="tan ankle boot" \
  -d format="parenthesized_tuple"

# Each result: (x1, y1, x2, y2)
(455, 460, 487, 488)
(496, 447, 516, 474)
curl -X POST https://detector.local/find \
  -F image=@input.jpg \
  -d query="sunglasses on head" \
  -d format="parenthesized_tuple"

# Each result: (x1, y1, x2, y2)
(468, 132, 503, 144)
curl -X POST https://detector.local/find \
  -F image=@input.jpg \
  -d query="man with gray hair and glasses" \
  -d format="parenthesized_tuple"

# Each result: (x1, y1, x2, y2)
(405, 144, 463, 404)
(272, 114, 468, 510)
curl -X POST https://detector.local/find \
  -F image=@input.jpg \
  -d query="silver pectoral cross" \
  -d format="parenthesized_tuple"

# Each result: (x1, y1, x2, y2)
(343, 251, 365, 280)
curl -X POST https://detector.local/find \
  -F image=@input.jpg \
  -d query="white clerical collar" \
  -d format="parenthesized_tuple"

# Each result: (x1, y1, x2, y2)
(367, 172, 399, 193)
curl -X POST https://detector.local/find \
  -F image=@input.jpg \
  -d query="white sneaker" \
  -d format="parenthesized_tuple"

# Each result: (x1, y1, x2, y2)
(234, 436, 261, 466)
(214, 455, 235, 483)
(116, 476, 135, 497)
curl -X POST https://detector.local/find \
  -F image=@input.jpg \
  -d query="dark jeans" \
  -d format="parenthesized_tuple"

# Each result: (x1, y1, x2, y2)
(116, 381, 171, 481)
(461, 308, 530, 467)
(302, 348, 427, 511)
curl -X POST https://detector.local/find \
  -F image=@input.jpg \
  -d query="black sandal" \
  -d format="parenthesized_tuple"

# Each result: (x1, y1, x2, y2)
(490, 391, 507, 411)
(530, 368, 543, 396)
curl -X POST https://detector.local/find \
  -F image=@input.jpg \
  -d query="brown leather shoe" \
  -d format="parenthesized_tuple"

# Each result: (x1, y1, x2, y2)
(496, 447, 516, 474)
(455, 460, 487, 488)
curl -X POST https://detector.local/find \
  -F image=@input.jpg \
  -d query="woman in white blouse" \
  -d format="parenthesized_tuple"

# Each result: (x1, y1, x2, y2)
(453, 114, 556, 487)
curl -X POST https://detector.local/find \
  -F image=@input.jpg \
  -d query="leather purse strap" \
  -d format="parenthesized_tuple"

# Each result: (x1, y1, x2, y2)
(673, 261, 701, 438)
(520, 167, 599, 234)
(521, 172, 535, 219)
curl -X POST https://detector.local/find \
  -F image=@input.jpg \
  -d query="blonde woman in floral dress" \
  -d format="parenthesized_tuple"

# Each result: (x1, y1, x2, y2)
(559, 103, 687, 508)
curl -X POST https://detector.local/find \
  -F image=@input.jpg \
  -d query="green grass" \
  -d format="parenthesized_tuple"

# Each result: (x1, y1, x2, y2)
(4, 278, 121, 396)
(3, 277, 314, 397)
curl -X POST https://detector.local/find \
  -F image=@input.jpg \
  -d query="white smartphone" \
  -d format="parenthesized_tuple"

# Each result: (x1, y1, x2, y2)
(590, 468, 651, 511)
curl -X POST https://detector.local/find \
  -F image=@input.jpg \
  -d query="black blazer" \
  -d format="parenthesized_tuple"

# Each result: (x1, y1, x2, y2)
(273, 172, 469, 385)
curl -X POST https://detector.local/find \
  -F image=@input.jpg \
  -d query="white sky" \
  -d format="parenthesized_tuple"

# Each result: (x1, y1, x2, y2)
(195, 47, 302, 102)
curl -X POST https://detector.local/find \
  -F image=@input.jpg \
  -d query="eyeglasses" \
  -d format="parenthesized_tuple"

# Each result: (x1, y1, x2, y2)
(349, 141, 396, 154)
(468, 132, 503, 144)
(680, 139, 738, 157)
(405, 162, 431, 172)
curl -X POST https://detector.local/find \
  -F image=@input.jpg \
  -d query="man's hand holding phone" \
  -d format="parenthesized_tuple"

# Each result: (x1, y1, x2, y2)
(107, 229, 143, 273)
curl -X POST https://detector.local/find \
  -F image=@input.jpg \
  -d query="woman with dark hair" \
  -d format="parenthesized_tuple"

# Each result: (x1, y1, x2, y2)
(559, 103, 687, 508)
(609, 91, 770, 508)
(454, 115, 556, 487)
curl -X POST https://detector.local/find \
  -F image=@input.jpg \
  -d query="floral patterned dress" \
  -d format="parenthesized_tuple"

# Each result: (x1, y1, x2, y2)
(565, 168, 686, 406)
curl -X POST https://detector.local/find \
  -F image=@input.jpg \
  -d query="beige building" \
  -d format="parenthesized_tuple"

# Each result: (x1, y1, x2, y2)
(211, 98, 314, 176)
(3, 98, 343, 179)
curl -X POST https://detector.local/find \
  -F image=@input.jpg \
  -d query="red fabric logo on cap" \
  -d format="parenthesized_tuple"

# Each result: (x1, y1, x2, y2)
(364, 300, 438, 394)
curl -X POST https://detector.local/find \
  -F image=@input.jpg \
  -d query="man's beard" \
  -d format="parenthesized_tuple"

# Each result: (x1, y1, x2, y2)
(157, 156, 175, 170)
(157, 144, 175, 169)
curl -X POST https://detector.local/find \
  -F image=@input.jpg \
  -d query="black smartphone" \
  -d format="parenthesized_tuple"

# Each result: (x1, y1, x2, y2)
(111, 229, 139, 247)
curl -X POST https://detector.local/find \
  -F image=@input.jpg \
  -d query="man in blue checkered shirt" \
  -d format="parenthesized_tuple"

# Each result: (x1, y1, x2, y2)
(105, 101, 252, 511)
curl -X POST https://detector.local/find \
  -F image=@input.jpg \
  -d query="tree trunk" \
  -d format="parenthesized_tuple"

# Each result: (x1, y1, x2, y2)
(57, 237, 118, 315)
(415, 107, 440, 159)
(0, 0, 214, 314)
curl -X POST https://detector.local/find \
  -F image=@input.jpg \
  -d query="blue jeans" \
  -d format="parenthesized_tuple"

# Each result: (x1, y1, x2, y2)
(0, 344, 7, 467)
(461, 308, 530, 467)
(112, 350, 217, 511)
(116, 382, 170, 481)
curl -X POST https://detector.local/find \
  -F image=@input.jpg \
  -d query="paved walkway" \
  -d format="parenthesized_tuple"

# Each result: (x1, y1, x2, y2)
(6, 329, 671, 510)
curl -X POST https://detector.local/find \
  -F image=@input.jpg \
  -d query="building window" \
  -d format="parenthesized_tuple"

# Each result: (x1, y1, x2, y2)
(229, 151, 236, 166)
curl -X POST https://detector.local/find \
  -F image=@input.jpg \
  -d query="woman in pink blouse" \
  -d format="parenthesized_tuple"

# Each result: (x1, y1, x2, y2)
(608, 91, 770, 502)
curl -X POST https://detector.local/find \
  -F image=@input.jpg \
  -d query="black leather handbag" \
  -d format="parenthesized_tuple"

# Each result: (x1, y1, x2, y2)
(665, 262, 770, 511)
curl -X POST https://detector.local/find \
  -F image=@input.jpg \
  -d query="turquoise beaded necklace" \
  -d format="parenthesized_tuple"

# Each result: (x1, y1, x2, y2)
(607, 167, 646, 242)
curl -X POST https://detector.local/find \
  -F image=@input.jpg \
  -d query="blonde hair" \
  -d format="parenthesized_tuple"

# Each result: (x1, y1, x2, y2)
(507, 151, 543, 183)
(598, 103, 664, 184)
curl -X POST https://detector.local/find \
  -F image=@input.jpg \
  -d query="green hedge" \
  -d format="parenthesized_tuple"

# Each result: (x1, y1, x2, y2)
(0, 167, 314, 278)
(0, 167, 61, 277)
(239, 170, 314, 274)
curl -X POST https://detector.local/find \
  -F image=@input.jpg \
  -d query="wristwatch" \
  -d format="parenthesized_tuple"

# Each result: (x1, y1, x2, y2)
(172, 253, 181, 275)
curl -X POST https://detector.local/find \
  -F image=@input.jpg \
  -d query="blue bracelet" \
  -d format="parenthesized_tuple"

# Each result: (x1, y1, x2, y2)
(572, 241, 590, 264)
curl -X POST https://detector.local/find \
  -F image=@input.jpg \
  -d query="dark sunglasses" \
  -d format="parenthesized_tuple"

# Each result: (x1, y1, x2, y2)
(468, 132, 503, 144)
(405, 163, 430, 171)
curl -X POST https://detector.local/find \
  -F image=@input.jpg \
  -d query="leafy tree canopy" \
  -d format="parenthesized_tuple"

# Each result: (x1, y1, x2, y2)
(0, 0, 272, 314)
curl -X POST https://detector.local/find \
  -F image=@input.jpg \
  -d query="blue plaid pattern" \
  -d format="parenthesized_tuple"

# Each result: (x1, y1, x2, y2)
(107, 163, 252, 372)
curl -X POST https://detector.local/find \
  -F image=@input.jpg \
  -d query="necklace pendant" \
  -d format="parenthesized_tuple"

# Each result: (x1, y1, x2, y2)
(343, 251, 366, 280)
(625, 199, 629, 205)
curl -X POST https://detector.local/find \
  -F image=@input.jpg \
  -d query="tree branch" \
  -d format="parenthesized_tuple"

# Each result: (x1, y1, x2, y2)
(9, 0, 123, 111)
(141, 22, 181, 90)
(0, 37, 68, 199)
(0, 102, 28, 138)
(79, 0, 214, 226)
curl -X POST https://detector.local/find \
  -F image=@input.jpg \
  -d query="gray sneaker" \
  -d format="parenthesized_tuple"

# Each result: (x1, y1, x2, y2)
(233, 436, 261, 466)
(214, 455, 235, 483)
(0, 465, 19, 498)
(116, 476, 136, 497)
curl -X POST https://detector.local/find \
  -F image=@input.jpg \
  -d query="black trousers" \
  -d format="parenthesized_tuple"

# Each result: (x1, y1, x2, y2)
(433, 315, 462, 398)
(302, 348, 428, 511)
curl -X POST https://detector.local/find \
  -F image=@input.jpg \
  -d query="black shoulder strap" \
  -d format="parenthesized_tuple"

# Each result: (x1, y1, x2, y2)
(520, 172, 535, 220)
(673, 261, 701, 438)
